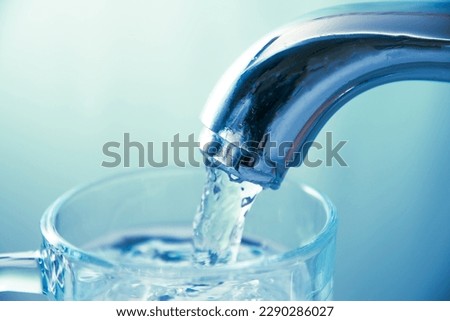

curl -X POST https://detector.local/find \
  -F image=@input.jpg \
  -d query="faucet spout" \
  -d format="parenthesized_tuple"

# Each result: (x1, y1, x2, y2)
(200, 2, 450, 189)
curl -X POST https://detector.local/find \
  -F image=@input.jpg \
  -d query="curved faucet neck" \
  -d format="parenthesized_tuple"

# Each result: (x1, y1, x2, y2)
(200, 2, 450, 189)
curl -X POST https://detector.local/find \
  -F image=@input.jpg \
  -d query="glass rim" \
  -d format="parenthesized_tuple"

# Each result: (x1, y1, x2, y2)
(40, 168, 337, 277)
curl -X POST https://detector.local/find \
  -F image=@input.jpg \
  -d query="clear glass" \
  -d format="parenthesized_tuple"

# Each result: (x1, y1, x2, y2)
(0, 168, 337, 301)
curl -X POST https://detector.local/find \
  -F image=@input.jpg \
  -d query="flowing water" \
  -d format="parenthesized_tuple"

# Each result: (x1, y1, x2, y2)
(192, 167, 263, 266)
(81, 168, 271, 300)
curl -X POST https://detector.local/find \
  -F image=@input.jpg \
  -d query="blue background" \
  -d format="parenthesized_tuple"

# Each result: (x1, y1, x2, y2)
(1, 0, 449, 300)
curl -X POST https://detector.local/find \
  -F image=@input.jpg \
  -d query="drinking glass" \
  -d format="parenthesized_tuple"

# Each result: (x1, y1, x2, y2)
(0, 168, 337, 300)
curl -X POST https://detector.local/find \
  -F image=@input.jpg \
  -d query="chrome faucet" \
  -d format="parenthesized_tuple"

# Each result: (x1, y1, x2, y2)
(199, 2, 450, 189)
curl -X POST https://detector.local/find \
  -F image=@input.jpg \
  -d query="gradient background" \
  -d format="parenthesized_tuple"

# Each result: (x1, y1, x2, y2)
(1, 0, 449, 300)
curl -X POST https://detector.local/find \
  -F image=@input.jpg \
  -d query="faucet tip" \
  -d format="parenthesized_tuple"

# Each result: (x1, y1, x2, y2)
(199, 127, 283, 189)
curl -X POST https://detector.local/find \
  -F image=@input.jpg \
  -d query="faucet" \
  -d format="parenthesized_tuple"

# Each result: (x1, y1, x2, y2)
(199, 2, 450, 189)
